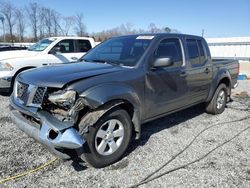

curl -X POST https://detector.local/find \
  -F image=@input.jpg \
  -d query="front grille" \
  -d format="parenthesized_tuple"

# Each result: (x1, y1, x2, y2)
(15, 81, 46, 107)
(17, 82, 29, 101)
(32, 87, 46, 104)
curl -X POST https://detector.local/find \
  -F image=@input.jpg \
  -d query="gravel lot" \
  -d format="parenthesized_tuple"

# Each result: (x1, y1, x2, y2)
(0, 80, 250, 188)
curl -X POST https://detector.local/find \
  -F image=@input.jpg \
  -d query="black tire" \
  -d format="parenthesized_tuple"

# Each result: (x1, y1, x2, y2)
(81, 109, 132, 168)
(206, 83, 228, 114)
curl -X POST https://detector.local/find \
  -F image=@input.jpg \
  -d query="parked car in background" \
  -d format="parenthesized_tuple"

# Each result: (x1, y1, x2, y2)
(0, 36, 96, 93)
(0, 45, 28, 51)
(10, 33, 239, 168)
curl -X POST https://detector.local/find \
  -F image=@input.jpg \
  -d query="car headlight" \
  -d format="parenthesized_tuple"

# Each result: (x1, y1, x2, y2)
(0, 62, 14, 71)
(48, 90, 76, 109)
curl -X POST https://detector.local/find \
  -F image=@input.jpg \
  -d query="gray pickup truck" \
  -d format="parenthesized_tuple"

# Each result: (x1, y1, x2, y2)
(10, 34, 239, 168)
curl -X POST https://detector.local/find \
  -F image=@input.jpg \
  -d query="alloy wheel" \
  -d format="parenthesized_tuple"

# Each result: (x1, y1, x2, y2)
(95, 119, 124, 156)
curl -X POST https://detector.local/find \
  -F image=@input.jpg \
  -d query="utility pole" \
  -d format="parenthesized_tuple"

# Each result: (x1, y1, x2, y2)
(202, 29, 205, 37)
(0, 13, 5, 43)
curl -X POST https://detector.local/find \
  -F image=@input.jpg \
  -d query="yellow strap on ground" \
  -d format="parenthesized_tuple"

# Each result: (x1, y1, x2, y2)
(0, 158, 58, 184)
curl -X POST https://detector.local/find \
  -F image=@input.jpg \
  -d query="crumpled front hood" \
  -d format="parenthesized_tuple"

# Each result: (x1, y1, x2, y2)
(0, 50, 39, 61)
(18, 62, 124, 88)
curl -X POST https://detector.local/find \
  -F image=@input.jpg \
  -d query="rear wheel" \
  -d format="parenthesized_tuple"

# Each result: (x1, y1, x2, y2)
(81, 109, 132, 168)
(206, 83, 227, 114)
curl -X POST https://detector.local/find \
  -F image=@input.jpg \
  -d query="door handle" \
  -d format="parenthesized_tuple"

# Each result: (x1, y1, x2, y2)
(180, 71, 188, 77)
(71, 57, 78, 60)
(204, 68, 210, 74)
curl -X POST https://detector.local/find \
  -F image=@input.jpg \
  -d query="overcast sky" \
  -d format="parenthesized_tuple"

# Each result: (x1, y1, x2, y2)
(8, 0, 250, 37)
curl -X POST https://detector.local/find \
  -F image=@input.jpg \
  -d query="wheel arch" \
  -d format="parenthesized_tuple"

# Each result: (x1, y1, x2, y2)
(100, 99, 139, 138)
(206, 69, 232, 102)
(77, 84, 142, 140)
(11, 66, 36, 87)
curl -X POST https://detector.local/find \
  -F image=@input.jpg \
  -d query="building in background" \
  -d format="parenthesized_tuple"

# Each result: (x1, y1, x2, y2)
(206, 37, 250, 78)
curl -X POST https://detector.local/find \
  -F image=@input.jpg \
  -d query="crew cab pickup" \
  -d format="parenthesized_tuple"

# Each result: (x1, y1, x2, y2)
(10, 34, 239, 168)
(0, 36, 96, 92)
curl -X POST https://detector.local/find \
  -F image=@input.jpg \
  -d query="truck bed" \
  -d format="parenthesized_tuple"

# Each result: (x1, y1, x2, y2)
(212, 58, 239, 88)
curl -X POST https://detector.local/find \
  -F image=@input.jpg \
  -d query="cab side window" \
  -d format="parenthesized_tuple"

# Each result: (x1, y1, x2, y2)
(155, 38, 183, 67)
(77, 40, 92, 52)
(197, 40, 207, 64)
(187, 39, 207, 66)
(54, 39, 75, 53)
(186, 39, 200, 66)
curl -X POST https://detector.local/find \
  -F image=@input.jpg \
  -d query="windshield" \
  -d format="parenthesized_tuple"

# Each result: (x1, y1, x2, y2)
(83, 35, 153, 67)
(28, 38, 55, 51)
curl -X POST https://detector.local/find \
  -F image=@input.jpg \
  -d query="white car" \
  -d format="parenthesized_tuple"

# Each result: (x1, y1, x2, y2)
(0, 36, 96, 92)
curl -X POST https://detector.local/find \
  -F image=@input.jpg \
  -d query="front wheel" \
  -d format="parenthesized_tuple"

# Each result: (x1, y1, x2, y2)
(81, 109, 132, 168)
(205, 83, 228, 114)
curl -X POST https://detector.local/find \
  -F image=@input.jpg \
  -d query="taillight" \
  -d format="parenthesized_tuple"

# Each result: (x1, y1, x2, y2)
(238, 63, 240, 74)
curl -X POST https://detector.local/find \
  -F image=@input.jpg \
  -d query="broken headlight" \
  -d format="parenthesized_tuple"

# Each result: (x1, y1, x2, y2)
(48, 90, 76, 109)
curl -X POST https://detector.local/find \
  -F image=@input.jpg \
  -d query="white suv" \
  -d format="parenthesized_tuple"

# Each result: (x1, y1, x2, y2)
(0, 36, 96, 92)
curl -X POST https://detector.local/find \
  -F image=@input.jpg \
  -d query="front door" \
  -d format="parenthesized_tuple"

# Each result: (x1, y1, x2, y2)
(145, 38, 189, 119)
(47, 39, 83, 64)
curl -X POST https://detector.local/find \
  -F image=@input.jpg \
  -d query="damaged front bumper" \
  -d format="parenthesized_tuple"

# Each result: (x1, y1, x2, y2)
(10, 96, 85, 160)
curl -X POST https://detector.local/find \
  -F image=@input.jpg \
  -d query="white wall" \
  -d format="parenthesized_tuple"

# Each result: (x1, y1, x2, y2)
(206, 37, 250, 59)
(239, 60, 250, 77)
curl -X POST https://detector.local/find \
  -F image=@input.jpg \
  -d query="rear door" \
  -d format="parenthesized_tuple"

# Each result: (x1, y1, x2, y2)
(145, 38, 189, 118)
(185, 39, 212, 102)
(74, 39, 93, 60)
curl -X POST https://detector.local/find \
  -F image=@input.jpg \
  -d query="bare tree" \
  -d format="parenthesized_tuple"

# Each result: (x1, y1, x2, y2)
(43, 7, 53, 36)
(171, 29, 181, 33)
(90, 23, 139, 42)
(0, 1, 16, 42)
(51, 10, 61, 36)
(148, 23, 160, 33)
(119, 22, 134, 34)
(38, 6, 45, 39)
(60, 16, 75, 36)
(38, 7, 61, 37)
(15, 8, 26, 42)
(164, 27, 171, 33)
(75, 13, 86, 37)
(148, 23, 174, 33)
(26, 2, 40, 41)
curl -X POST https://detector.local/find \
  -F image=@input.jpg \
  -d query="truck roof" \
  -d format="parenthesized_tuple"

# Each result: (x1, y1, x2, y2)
(113, 33, 204, 40)
(46, 36, 94, 40)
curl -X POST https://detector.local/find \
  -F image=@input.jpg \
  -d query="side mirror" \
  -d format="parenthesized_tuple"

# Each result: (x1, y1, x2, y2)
(49, 46, 60, 54)
(152, 57, 173, 68)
